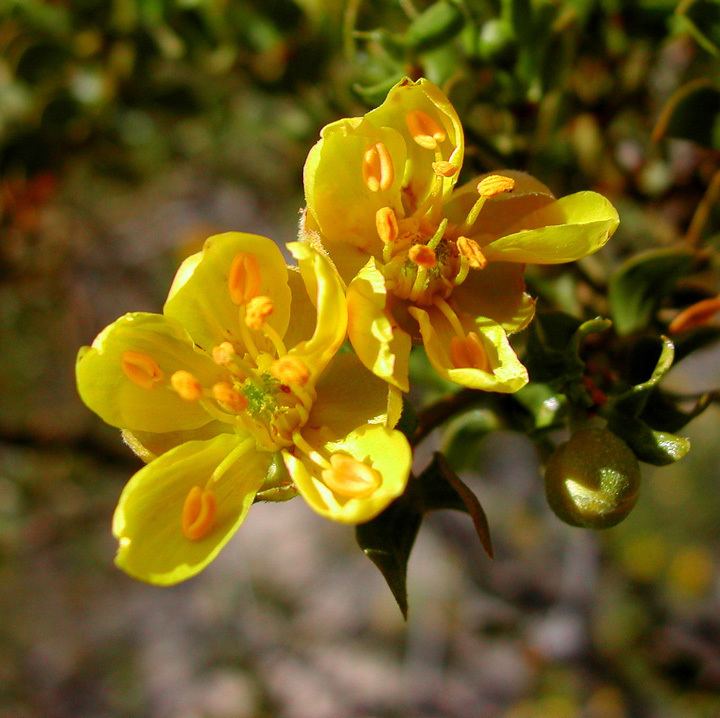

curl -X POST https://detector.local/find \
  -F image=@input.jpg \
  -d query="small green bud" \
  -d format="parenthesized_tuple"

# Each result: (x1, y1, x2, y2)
(405, 1, 465, 52)
(544, 428, 640, 529)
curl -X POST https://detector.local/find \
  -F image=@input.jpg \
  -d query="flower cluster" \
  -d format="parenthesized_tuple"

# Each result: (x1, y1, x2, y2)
(76, 78, 618, 585)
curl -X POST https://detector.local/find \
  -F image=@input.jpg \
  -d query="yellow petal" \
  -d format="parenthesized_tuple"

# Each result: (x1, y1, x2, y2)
(367, 77, 464, 206)
(452, 262, 536, 334)
(286, 241, 347, 376)
(346, 258, 411, 392)
(284, 425, 411, 524)
(121, 421, 229, 462)
(306, 352, 402, 444)
(480, 191, 620, 264)
(408, 306, 528, 392)
(76, 312, 222, 433)
(164, 232, 291, 352)
(113, 434, 271, 585)
(304, 118, 406, 253)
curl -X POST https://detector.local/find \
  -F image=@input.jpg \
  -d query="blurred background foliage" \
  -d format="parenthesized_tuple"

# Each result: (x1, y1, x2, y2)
(1, 0, 720, 717)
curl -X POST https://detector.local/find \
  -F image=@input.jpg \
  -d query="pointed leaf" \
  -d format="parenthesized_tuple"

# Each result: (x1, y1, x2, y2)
(606, 413, 691, 466)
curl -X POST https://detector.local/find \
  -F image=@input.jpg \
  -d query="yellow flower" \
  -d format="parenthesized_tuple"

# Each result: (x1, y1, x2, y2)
(303, 77, 619, 392)
(76, 232, 410, 585)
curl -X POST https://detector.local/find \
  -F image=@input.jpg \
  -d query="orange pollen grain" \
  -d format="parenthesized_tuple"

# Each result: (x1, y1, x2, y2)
(228, 252, 262, 305)
(457, 236, 488, 269)
(212, 382, 247, 412)
(375, 206, 399, 244)
(669, 296, 720, 334)
(477, 174, 516, 198)
(121, 350, 164, 389)
(450, 333, 490, 372)
(321, 453, 382, 499)
(170, 370, 203, 401)
(245, 295, 274, 330)
(212, 341, 236, 366)
(432, 160, 457, 177)
(408, 244, 437, 268)
(270, 355, 310, 386)
(181, 486, 217, 541)
(362, 142, 394, 192)
(406, 110, 446, 149)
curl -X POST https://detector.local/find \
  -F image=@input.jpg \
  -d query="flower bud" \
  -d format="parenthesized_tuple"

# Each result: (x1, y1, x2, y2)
(544, 428, 640, 529)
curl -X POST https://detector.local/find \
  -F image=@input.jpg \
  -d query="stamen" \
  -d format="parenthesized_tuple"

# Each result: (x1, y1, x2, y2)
(434, 296, 466, 338)
(454, 256, 470, 286)
(292, 431, 331, 469)
(212, 342, 236, 366)
(229, 253, 262, 305)
(362, 142, 394, 192)
(450, 332, 491, 372)
(121, 350, 164, 389)
(171, 370, 203, 401)
(261, 321, 287, 358)
(321, 453, 381, 499)
(375, 207, 399, 244)
(408, 244, 437, 269)
(669, 296, 720, 334)
(432, 160, 457, 177)
(181, 486, 216, 541)
(406, 110, 446, 150)
(211, 436, 255, 483)
(426, 217, 448, 250)
(456, 236, 488, 269)
(245, 295, 274, 330)
(477, 174, 515, 198)
(212, 382, 248, 412)
(271, 355, 310, 386)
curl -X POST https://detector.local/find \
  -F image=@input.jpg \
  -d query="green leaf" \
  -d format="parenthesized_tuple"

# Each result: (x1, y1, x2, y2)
(606, 413, 691, 466)
(674, 325, 720, 362)
(405, 1, 465, 52)
(640, 390, 713, 432)
(513, 383, 567, 431)
(356, 495, 422, 619)
(417, 453, 493, 558)
(608, 248, 695, 335)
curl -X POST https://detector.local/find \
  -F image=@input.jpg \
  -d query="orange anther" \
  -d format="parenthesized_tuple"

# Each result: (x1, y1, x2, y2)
(170, 370, 203, 401)
(321, 453, 382, 499)
(212, 341, 236, 366)
(271, 355, 310, 385)
(669, 296, 720, 334)
(457, 236, 488, 269)
(228, 253, 262, 305)
(477, 174, 515, 198)
(245, 295, 274, 330)
(450, 333, 490, 372)
(406, 110, 446, 150)
(362, 142, 394, 192)
(408, 244, 437, 268)
(375, 206, 399, 244)
(212, 382, 247, 412)
(181, 486, 217, 541)
(432, 160, 458, 177)
(121, 350, 164, 389)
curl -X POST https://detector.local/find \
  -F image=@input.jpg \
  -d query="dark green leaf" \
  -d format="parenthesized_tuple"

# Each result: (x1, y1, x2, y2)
(356, 495, 421, 619)
(405, 1, 465, 52)
(608, 248, 695, 335)
(640, 390, 713, 432)
(606, 413, 691, 466)
(513, 383, 567, 430)
(673, 325, 720, 362)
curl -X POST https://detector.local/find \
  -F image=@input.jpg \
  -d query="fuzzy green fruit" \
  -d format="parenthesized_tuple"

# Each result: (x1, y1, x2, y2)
(545, 428, 640, 529)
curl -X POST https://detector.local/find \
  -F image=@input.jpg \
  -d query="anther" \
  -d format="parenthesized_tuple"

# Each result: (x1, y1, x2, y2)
(375, 207, 399, 244)
(212, 341, 236, 366)
(171, 370, 203, 401)
(229, 253, 262, 305)
(362, 142, 394, 192)
(321, 453, 382, 499)
(432, 160, 457, 177)
(456, 236, 488, 269)
(212, 382, 248, 412)
(406, 110, 446, 149)
(477, 174, 515, 198)
(408, 244, 437, 269)
(450, 333, 490, 372)
(669, 296, 720, 334)
(181, 486, 217, 541)
(121, 351, 164, 389)
(245, 295, 274, 330)
(271, 355, 310, 386)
